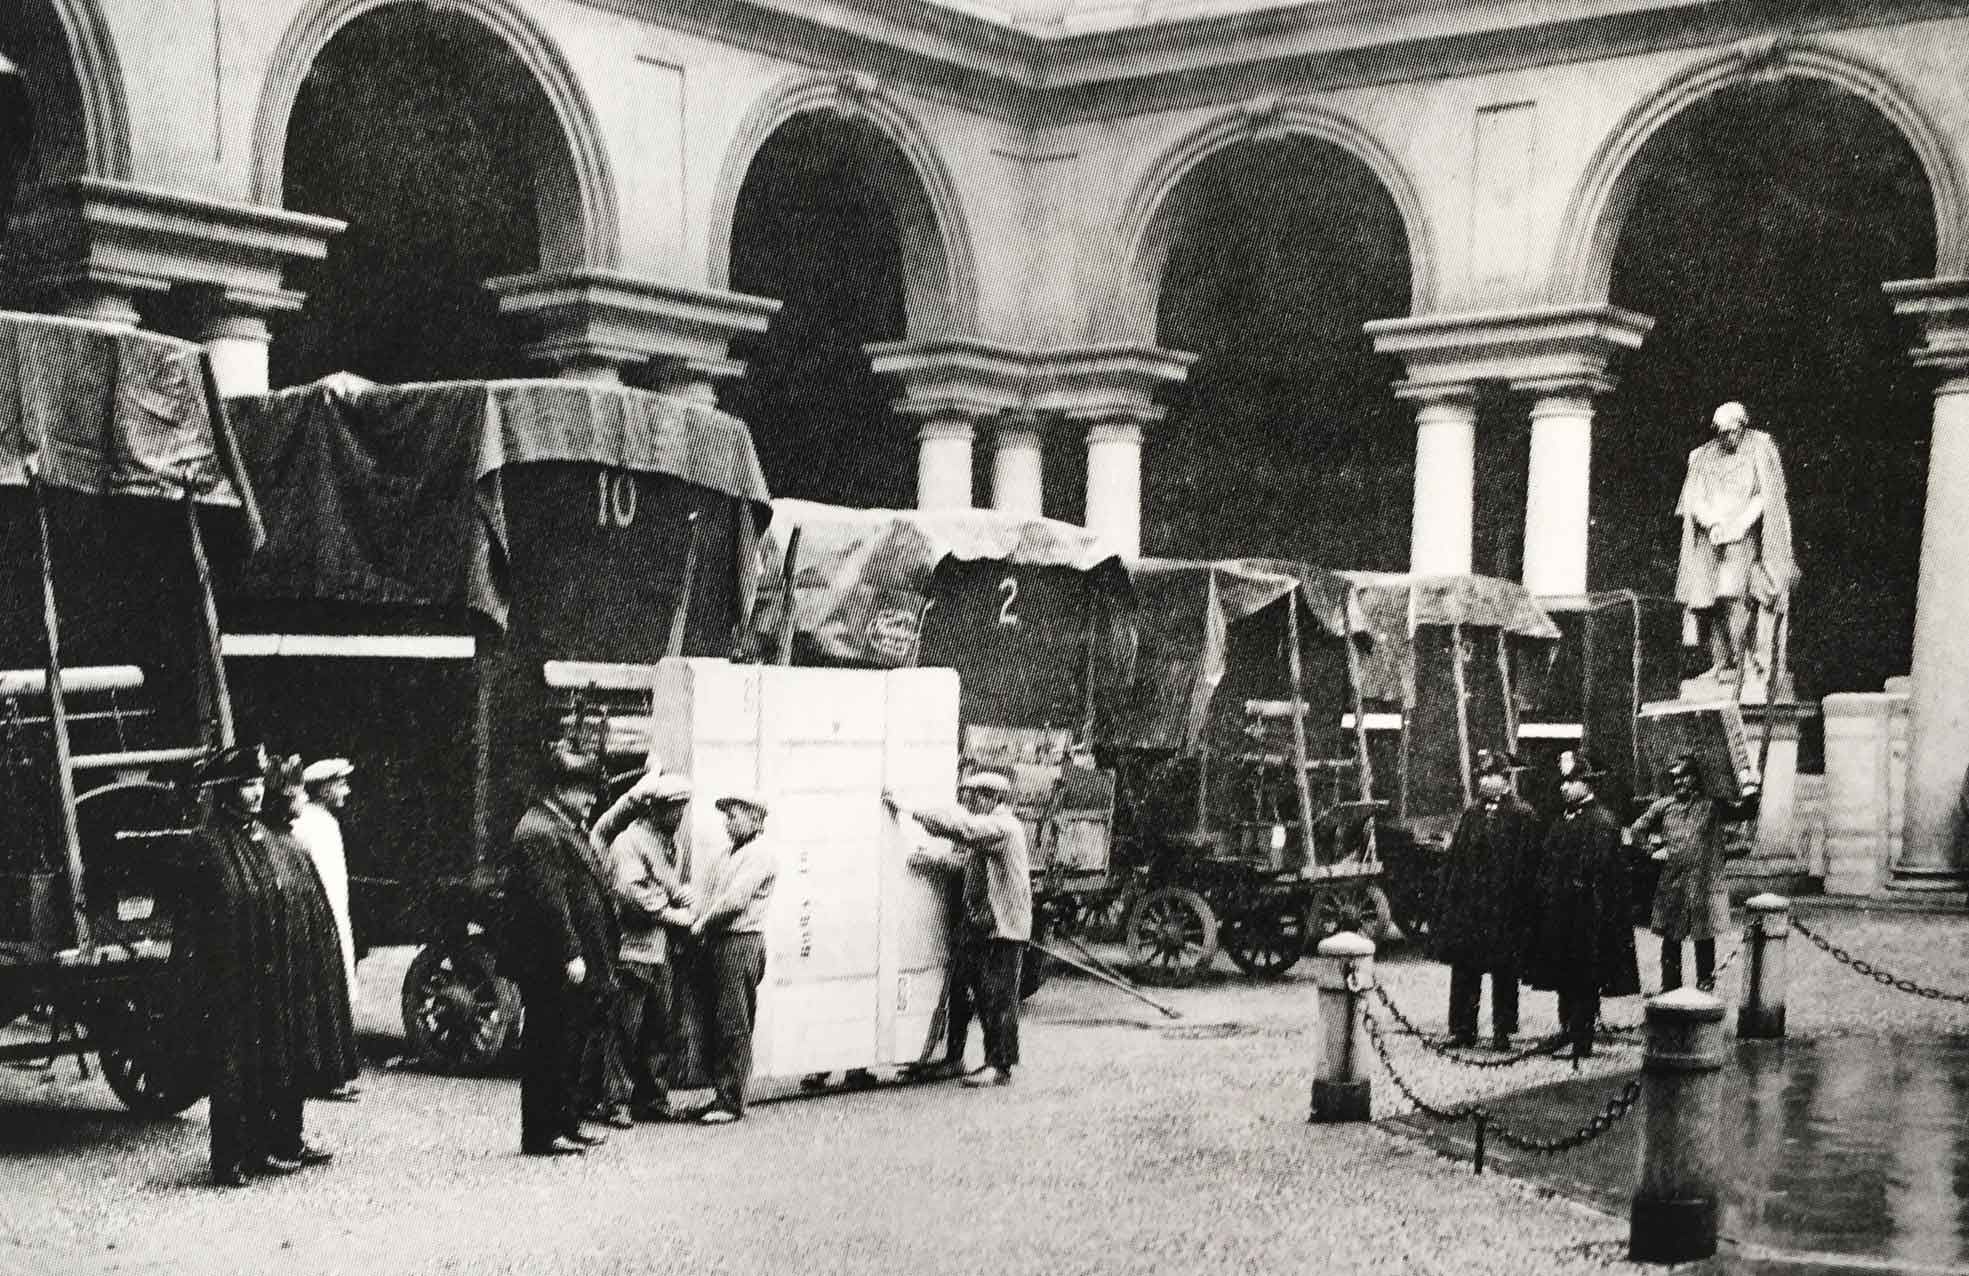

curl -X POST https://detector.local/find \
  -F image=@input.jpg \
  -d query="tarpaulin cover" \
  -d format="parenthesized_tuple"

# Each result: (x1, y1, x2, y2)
(228, 374, 772, 629)
(0, 310, 257, 528)
(750, 499, 1121, 665)
(1339, 571, 1560, 704)
(1100, 558, 1364, 752)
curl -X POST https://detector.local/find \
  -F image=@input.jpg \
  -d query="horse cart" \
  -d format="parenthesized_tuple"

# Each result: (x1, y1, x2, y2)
(745, 499, 1133, 994)
(0, 311, 256, 1115)
(219, 373, 770, 1072)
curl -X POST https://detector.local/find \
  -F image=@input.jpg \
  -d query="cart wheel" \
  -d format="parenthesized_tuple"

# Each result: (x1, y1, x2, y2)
(1126, 886, 1219, 985)
(100, 1047, 207, 1118)
(1222, 903, 1308, 978)
(1308, 883, 1394, 945)
(402, 941, 523, 1075)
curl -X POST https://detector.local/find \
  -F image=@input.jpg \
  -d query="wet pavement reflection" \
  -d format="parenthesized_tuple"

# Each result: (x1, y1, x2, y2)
(1387, 1035, 1969, 1271)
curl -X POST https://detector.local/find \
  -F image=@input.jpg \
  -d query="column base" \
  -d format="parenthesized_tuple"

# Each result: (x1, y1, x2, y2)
(1886, 865, 1969, 894)
(1628, 1196, 1718, 1263)
(1309, 1078, 1371, 1123)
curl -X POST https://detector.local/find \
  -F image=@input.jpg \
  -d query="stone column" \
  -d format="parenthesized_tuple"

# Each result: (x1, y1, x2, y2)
(902, 403, 979, 510)
(1082, 407, 1156, 559)
(866, 339, 1027, 515)
(1517, 380, 1605, 597)
(991, 414, 1043, 516)
(179, 285, 306, 398)
(1399, 385, 1476, 576)
(488, 269, 779, 389)
(1884, 278, 1969, 893)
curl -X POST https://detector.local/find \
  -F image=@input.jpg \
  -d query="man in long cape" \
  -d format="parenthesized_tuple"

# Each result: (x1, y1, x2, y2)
(1674, 401, 1798, 682)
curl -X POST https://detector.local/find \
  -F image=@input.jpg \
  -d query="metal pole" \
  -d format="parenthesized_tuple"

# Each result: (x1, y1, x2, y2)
(183, 479, 235, 747)
(1285, 589, 1319, 869)
(665, 510, 702, 659)
(1450, 622, 1473, 804)
(774, 526, 803, 666)
(28, 466, 92, 956)
(1629, 988, 1727, 1264)
(1310, 931, 1374, 1122)
(1738, 893, 1790, 1039)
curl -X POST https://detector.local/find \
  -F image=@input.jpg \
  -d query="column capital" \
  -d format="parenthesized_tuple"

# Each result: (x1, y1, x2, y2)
(866, 338, 1194, 418)
(1885, 276, 1969, 375)
(1368, 303, 1653, 389)
(1391, 379, 1478, 409)
(488, 269, 780, 378)
(1517, 372, 1616, 402)
(4, 178, 343, 317)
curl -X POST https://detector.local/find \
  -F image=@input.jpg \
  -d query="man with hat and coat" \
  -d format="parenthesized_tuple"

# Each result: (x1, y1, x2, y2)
(688, 791, 777, 1124)
(1525, 751, 1639, 1060)
(589, 767, 697, 1124)
(291, 756, 359, 1100)
(502, 740, 616, 1156)
(177, 742, 357, 1187)
(1627, 752, 1759, 992)
(885, 770, 1032, 1089)
(1430, 750, 1540, 1049)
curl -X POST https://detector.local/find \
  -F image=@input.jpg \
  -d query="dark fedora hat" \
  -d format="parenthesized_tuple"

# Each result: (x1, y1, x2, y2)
(1557, 749, 1606, 783)
(193, 742, 271, 788)
(1475, 749, 1525, 777)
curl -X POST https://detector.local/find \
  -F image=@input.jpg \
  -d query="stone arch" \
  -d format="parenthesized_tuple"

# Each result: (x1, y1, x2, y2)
(250, 0, 617, 269)
(707, 73, 977, 338)
(2, 0, 131, 182)
(1555, 38, 1960, 303)
(1114, 99, 1433, 342)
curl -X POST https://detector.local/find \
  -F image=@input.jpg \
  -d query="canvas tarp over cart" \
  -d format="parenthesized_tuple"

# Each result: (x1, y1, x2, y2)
(220, 374, 770, 1073)
(746, 499, 1132, 993)
(0, 310, 259, 1117)
(1336, 571, 1563, 943)
(1093, 558, 1387, 983)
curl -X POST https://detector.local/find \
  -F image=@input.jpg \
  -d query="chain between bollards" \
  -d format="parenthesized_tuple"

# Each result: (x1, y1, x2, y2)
(1368, 983, 1570, 1068)
(1792, 914, 1969, 1005)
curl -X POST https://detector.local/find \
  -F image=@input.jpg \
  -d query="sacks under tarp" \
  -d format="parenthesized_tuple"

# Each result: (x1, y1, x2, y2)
(750, 498, 1121, 665)
(0, 309, 255, 520)
(1096, 558, 1366, 756)
(227, 373, 772, 630)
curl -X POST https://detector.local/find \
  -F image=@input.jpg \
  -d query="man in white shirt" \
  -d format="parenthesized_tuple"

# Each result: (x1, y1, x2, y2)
(688, 792, 776, 1124)
(292, 757, 359, 1101)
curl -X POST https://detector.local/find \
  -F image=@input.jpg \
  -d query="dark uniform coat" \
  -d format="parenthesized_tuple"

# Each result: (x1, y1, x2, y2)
(1427, 793, 1540, 970)
(500, 798, 618, 988)
(176, 812, 359, 1115)
(1524, 798, 1640, 998)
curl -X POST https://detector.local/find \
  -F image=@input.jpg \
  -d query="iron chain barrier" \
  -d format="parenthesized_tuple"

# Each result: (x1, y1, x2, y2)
(1356, 975, 1645, 1174)
(1368, 983, 1570, 1069)
(1598, 927, 1749, 1037)
(1792, 915, 1969, 1005)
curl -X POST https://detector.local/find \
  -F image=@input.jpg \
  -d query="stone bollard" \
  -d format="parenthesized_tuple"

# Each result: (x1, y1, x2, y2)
(1737, 893, 1790, 1040)
(1629, 988, 1728, 1264)
(1310, 931, 1375, 1123)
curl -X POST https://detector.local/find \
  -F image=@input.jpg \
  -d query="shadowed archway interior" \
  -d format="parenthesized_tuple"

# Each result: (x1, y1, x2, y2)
(1597, 78, 1935, 704)
(1151, 137, 1413, 569)
(725, 112, 911, 510)
(274, 4, 547, 385)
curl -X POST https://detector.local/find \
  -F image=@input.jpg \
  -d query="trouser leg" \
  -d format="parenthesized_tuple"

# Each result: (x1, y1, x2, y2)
(1447, 965, 1481, 1040)
(1558, 985, 1598, 1057)
(636, 962, 674, 1110)
(978, 940, 1023, 1072)
(1492, 968, 1520, 1039)
(207, 1044, 249, 1176)
(615, 963, 652, 1107)
(1661, 938, 1685, 992)
(267, 1085, 305, 1159)
(1694, 938, 1717, 988)
(710, 934, 765, 1115)
(947, 936, 981, 1067)
(518, 976, 573, 1148)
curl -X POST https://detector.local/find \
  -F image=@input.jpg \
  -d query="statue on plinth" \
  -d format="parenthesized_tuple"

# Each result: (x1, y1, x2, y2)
(1674, 401, 1798, 701)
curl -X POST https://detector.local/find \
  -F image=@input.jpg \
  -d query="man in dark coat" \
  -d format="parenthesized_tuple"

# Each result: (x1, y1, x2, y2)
(1525, 751, 1640, 1060)
(1429, 750, 1539, 1048)
(502, 741, 616, 1156)
(177, 743, 357, 1188)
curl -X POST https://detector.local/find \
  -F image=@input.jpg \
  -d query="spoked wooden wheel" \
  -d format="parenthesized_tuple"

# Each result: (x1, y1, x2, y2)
(1125, 886, 1219, 985)
(100, 1046, 207, 1117)
(1308, 882, 1394, 945)
(402, 941, 523, 1074)
(1222, 901, 1309, 977)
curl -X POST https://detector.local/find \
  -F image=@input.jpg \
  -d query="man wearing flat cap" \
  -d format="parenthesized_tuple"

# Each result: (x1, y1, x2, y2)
(884, 770, 1032, 1089)
(292, 757, 359, 1101)
(503, 741, 616, 1156)
(1430, 750, 1540, 1049)
(177, 743, 357, 1187)
(1627, 753, 1759, 992)
(687, 792, 777, 1124)
(1524, 752, 1639, 1061)
(589, 768, 698, 1123)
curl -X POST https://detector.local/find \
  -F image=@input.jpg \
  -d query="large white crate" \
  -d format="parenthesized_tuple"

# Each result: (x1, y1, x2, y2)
(647, 658, 960, 1078)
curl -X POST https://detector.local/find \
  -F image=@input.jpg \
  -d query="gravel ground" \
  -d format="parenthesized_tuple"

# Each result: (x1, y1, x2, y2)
(2, 902, 1964, 1276)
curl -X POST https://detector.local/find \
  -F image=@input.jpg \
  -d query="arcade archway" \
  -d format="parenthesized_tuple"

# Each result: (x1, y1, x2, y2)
(271, 4, 576, 384)
(723, 112, 916, 509)
(1149, 136, 1413, 567)
(1596, 77, 1935, 698)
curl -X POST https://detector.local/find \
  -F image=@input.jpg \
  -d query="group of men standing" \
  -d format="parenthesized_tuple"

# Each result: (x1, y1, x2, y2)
(1429, 747, 1758, 1060)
